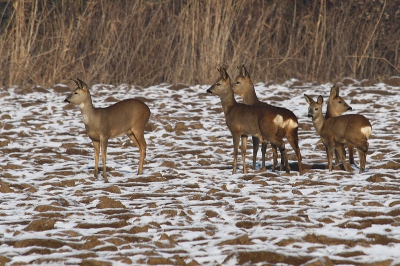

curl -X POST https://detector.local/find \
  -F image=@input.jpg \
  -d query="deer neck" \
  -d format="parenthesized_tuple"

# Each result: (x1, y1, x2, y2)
(312, 113, 326, 135)
(78, 96, 96, 125)
(220, 90, 237, 116)
(325, 103, 336, 119)
(242, 88, 260, 105)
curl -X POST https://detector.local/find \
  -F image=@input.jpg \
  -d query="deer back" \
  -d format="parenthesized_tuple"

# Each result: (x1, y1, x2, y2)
(97, 99, 150, 137)
(323, 114, 372, 143)
(226, 103, 283, 138)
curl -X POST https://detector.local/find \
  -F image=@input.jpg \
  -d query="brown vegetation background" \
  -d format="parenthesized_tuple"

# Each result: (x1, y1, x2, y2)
(0, 0, 399, 87)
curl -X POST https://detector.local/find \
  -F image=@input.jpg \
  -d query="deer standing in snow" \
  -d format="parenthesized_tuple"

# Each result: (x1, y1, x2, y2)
(207, 67, 290, 174)
(325, 86, 356, 165)
(232, 65, 303, 174)
(304, 94, 372, 173)
(64, 78, 151, 182)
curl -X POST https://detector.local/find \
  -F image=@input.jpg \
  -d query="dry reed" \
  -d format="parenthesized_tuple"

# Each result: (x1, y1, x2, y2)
(0, 0, 399, 87)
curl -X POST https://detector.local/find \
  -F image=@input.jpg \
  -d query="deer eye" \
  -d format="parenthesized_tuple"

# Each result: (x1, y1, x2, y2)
(236, 81, 240, 85)
(339, 101, 342, 104)
(315, 108, 318, 111)
(216, 83, 220, 86)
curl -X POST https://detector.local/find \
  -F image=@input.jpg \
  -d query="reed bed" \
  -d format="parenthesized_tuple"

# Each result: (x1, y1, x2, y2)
(0, 0, 398, 87)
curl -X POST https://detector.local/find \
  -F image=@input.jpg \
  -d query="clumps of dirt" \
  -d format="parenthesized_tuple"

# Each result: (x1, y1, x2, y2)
(82, 259, 112, 266)
(24, 219, 56, 231)
(204, 210, 219, 218)
(383, 161, 400, 170)
(81, 237, 106, 250)
(155, 233, 177, 248)
(0, 181, 14, 193)
(76, 220, 128, 229)
(235, 221, 256, 229)
(367, 174, 388, 182)
(34, 205, 66, 212)
(146, 257, 175, 265)
(129, 225, 150, 234)
(224, 250, 314, 265)
(103, 185, 121, 194)
(169, 84, 190, 90)
(218, 235, 251, 246)
(0, 256, 10, 265)
(13, 239, 65, 249)
(0, 138, 10, 147)
(384, 77, 400, 86)
(96, 196, 125, 209)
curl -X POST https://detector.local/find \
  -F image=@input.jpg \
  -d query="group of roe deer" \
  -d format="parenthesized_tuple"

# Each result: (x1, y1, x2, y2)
(64, 66, 372, 182)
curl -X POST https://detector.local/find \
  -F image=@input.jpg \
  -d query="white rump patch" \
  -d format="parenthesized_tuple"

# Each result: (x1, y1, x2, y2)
(274, 115, 284, 127)
(282, 118, 298, 129)
(361, 126, 372, 138)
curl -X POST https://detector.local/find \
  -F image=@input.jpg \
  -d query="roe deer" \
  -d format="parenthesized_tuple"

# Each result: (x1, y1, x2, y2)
(207, 67, 290, 174)
(232, 65, 303, 174)
(325, 86, 355, 165)
(64, 78, 151, 182)
(304, 94, 372, 173)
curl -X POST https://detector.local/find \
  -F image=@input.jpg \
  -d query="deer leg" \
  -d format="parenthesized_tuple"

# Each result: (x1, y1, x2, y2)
(275, 141, 289, 174)
(241, 135, 248, 174)
(286, 130, 303, 174)
(92, 141, 100, 178)
(232, 135, 240, 174)
(337, 145, 352, 172)
(357, 148, 366, 173)
(271, 144, 279, 172)
(100, 138, 109, 183)
(348, 143, 355, 165)
(261, 141, 268, 171)
(346, 134, 368, 170)
(268, 130, 289, 173)
(334, 149, 341, 166)
(281, 146, 290, 174)
(325, 145, 334, 171)
(252, 136, 259, 170)
(356, 142, 368, 173)
(128, 130, 147, 175)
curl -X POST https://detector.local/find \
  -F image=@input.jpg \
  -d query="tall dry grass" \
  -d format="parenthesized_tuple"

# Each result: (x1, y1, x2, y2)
(0, 0, 399, 87)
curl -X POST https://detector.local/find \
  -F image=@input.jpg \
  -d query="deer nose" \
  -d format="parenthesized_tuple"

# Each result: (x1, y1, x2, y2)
(64, 98, 70, 103)
(348, 107, 353, 110)
(206, 89, 212, 94)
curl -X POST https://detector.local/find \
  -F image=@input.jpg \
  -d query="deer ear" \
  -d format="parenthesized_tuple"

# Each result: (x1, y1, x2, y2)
(71, 78, 80, 87)
(221, 68, 230, 80)
(317, 95, 324, 104)
(330, 86, 339, 98)
(304, 94, 313, 104)
(217, 67, 223, 77)
(242, 65, 250, 78)
(77, 78, 89, 90)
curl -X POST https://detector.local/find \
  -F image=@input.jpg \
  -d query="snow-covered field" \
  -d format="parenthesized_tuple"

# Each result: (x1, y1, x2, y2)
(0, 77, 399, 265)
